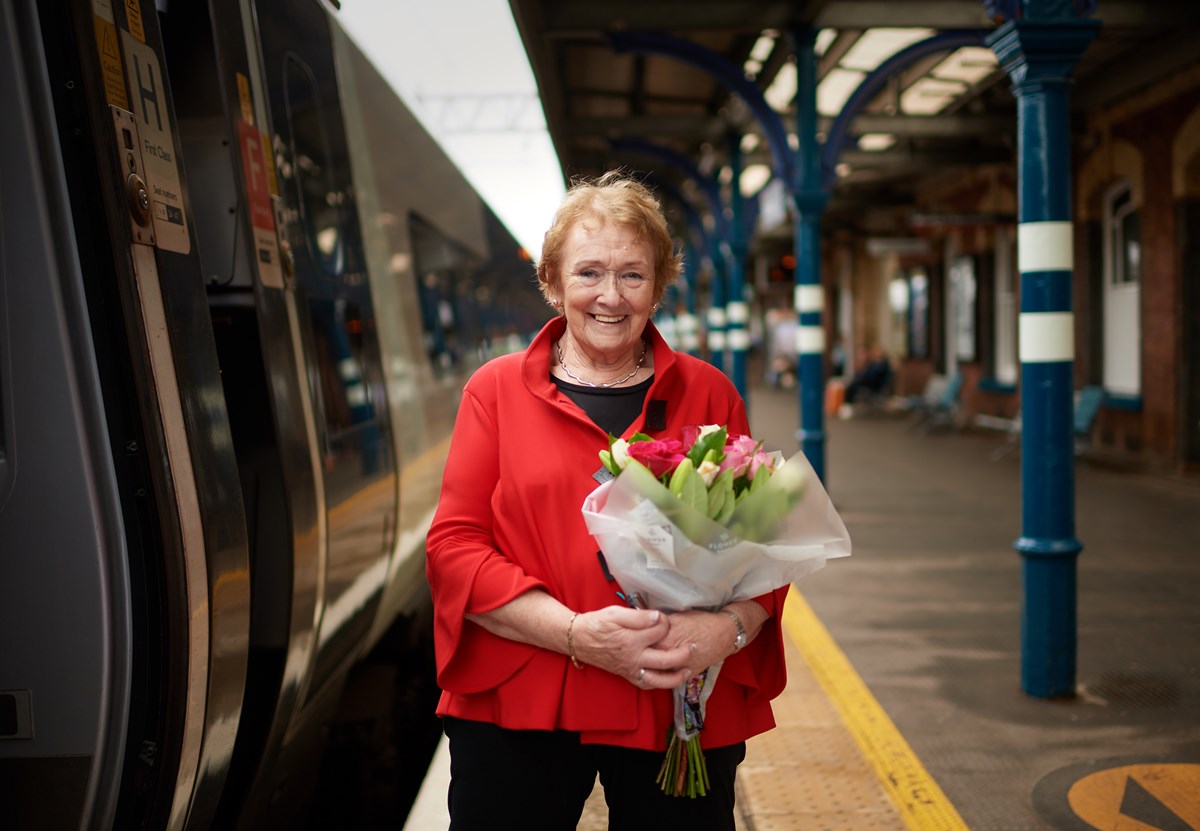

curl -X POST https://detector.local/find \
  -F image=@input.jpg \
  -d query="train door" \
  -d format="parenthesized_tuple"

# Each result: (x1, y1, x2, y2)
(249, 0, 398, 705)
(150, 1, 328, 825)
(153, 0, 398, 825)
(7, 0, 253, 827)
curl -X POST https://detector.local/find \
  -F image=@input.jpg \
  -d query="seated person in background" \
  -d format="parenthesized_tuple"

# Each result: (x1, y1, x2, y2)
(845, 345, 891, 403)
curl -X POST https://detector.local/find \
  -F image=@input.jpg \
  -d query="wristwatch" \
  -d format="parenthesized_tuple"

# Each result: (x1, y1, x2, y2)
(724, 610, 747, 653)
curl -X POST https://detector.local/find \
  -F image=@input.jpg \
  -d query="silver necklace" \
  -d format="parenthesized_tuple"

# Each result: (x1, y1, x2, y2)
(557, 339, 647, 388)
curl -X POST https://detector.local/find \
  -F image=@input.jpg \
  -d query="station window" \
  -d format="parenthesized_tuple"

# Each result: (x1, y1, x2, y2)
(907, 268, 930, 360)
(949, 256, 977, 363)
(1106, 182, 1141, 286)
(1102, 180, 1142, 395)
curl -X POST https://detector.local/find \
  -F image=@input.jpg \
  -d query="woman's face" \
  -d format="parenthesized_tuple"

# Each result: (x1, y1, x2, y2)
(555, 216, 657, 363)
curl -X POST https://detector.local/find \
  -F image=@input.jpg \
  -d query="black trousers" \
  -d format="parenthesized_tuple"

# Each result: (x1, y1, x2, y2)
(443, 717, 746, 831)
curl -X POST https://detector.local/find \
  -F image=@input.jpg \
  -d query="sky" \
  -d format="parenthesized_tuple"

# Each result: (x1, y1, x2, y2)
(337, 0, 566, 259)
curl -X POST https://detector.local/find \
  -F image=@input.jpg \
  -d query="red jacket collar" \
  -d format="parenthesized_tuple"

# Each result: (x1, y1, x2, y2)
(521, 316, 676, 397)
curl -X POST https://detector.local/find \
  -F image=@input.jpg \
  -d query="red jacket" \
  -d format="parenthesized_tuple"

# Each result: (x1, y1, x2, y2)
(426, 316, 788, 750)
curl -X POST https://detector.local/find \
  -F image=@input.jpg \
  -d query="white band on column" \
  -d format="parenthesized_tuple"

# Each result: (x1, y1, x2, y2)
(678, 313, 698, 334)
(709, 332, 727, 350)
(682, 333, 699, 350)
(707, 308, 727, 327)
(727, 301, 750, 323)
(1018, 221, 1073, 273)
(728, 329, 751, 350)
(1019, 311, 1074, 362)
(795, 325, 825, 355)
(794, 284, 824, 313)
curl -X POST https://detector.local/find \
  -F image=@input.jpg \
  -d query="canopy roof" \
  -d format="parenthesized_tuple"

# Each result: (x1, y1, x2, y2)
(509, 0, 1198, 242)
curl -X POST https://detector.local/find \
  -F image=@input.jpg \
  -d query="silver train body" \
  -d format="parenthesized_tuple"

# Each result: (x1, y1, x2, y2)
(0, 0, 545, 827)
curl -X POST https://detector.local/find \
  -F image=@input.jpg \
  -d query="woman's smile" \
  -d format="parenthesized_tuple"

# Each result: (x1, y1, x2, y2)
(555, 217, 657, 373)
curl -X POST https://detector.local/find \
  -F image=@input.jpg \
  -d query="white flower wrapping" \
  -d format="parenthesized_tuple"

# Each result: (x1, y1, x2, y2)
(581, 444, 851, 797)
(582, 450, 851, 614)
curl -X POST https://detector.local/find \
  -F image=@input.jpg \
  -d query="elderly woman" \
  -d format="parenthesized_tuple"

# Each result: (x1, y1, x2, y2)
(426, 171, 789, 829)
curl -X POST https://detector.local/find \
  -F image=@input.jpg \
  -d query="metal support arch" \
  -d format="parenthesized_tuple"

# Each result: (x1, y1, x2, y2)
(611, 137, 731, 373)
(821, 30, 989, 189)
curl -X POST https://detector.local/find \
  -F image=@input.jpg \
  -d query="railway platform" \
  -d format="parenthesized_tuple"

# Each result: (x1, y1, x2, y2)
(402, 383, 1200, 831)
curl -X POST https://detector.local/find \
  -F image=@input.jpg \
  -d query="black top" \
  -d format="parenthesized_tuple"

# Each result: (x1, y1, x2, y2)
(552, 375, 654, 437)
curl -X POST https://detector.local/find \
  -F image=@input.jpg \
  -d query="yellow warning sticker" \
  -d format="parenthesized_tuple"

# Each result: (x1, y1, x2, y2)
(123, 0, 145, 42)
(261, 133, 278, 196)
(92, 14, 129, 110)
(236, 72, 254, 126)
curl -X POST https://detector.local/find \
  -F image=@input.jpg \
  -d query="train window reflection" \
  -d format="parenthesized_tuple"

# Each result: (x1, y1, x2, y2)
(283, 54, 343, 276)
(409, 215, 481, 374)
(310, 298, 376, 437)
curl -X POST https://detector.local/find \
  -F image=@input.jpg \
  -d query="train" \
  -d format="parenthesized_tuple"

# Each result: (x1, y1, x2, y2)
(0, 0, 549, 827)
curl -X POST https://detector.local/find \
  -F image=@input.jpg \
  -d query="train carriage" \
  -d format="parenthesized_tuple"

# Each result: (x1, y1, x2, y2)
(0, 1, 543, 828)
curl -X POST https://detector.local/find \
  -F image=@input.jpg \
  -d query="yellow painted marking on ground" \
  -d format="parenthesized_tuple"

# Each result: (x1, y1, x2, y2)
(784, 587, 970, 831)
(1068, 763, 1200, 827)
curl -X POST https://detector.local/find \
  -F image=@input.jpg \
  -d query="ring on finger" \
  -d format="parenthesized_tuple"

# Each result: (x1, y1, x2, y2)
(637, 667, 646, 686)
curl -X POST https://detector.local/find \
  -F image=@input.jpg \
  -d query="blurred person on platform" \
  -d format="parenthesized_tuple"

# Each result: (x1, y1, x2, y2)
(844, 343, 891, 404)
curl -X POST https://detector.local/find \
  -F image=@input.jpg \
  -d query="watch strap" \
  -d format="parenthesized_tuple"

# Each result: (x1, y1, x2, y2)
(723, 609, 747, 652)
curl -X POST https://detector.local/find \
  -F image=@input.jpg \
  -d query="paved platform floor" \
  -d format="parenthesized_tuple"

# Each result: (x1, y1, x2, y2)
(403, 384, 1200, 830)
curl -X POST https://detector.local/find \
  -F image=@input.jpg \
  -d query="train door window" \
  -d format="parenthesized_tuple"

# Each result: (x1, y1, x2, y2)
(158, 2, 249, 289)
(284, 55, 344, 277)
(1102, 180, 1142, 395)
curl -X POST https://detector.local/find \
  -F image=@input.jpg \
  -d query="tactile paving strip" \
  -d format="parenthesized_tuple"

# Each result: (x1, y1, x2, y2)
(737, 619, 907, 831)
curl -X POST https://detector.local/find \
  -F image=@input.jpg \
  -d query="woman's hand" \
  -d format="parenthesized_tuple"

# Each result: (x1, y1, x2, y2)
(652, 610, 735, 677)
(571, 606, 692, 690)
(656, 602, 770, 677)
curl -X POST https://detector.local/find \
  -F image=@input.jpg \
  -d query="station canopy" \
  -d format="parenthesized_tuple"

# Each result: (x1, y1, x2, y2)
(508, 0, 1199, 249)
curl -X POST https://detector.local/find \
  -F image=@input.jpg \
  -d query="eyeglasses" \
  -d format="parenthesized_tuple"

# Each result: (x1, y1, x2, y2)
(568, 268, 651, 290)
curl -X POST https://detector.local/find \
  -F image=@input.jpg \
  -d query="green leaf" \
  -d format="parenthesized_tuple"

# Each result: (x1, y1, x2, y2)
(706, 469, 734, 520)
(668, 457, 695, 495)
(716, 486, 737, 524)
(686, 427, 727, 467)
(677, 467, 708, 514)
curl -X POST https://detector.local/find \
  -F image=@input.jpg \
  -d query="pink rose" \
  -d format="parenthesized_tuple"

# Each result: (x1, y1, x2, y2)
(627, 438, 687, 478)
(718, 434, 776, 480)
(719, 434, 761, 478)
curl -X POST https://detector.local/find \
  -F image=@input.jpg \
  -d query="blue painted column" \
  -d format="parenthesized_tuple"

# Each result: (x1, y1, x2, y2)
(707, 244, 729, 373)
(727, 134, 749, 401)
(988, 11, 1098, 698)
(790, 27, 829, 482)
(677, 250, 702, 358)
(644, 171, 710, 359)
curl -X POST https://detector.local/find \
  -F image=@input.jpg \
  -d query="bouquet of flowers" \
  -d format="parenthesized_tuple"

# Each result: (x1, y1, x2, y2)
(582, 425, 851, 797)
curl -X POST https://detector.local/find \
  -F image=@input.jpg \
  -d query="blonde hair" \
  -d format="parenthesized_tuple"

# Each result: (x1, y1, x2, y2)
(536, 170, 683, 306)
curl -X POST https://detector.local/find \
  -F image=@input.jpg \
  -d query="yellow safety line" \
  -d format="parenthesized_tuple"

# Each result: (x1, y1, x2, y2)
(783, 586, 971, 831)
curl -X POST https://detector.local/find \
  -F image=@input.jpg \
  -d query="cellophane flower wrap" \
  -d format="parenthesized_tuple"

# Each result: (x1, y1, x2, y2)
(581, 425, 851, 797)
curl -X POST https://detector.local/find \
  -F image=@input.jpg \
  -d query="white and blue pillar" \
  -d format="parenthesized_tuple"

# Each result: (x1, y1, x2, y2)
(791, 27, 829, 481)
(989, 9, 1098, 699)
(727, 133, 750, 400)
